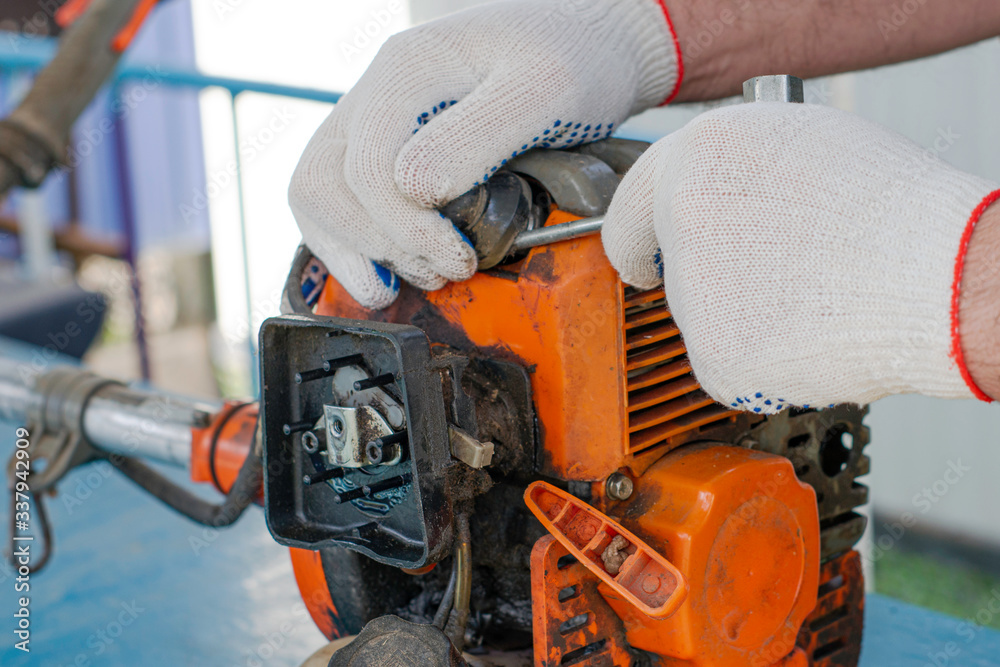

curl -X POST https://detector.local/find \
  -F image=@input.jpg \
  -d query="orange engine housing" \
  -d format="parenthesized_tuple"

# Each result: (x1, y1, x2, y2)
(610, 445, 819, 665)
(290, 208, 825, 665)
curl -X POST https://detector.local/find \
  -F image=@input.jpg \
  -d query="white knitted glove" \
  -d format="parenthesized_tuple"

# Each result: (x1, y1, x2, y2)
(603, 103, 1000, 413)
(289, 0, 681, 309)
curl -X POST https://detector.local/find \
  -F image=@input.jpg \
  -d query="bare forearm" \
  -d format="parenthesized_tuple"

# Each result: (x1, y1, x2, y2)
(665, 0, 1000, 102)
(960, 200, 1000, 400)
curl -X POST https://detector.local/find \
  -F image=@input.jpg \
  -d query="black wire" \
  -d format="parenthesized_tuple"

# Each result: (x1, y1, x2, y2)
(109, 416, 263, 528)
(433, 558, 458, 630)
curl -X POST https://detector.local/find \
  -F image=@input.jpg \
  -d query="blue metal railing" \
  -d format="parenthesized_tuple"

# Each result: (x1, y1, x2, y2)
(0, 34, 342, 392)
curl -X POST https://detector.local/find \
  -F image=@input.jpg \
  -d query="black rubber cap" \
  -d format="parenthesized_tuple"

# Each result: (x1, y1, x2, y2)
(328, 615, 468, 667)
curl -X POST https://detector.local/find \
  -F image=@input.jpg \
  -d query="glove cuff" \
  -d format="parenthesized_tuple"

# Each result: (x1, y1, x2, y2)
(601, 0, 682, 112)
(951, 188, 1000, 402)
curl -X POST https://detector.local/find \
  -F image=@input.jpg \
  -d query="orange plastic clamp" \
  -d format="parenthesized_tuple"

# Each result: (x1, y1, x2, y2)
(524, 481, 687, 619)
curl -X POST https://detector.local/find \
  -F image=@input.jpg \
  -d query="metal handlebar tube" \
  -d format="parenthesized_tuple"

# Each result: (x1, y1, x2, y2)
(0, 357, 218, 470)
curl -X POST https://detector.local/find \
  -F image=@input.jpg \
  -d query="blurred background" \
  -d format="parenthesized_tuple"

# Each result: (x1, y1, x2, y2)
(0, 0, 996, 664)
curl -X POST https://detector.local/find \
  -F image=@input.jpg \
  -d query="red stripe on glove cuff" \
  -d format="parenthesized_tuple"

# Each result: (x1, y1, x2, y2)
(950, 188, 1000, 402)
(654, 0, 684, 105)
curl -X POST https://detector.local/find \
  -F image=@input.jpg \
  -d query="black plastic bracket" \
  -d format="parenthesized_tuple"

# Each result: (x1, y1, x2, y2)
(259, 315, 454, 569)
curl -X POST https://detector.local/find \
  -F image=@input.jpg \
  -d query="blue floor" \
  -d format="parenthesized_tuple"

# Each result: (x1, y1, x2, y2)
(0, 426, 326, 666)
(0, 339, 998, 665)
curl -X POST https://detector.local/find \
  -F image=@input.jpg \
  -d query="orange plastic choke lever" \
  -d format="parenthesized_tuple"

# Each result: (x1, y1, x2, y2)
(524, 480, 687, 619)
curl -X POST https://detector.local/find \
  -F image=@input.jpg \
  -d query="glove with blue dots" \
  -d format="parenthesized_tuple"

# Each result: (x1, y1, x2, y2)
(602, 103, 1000, 411)
(288, 0, 681, 309)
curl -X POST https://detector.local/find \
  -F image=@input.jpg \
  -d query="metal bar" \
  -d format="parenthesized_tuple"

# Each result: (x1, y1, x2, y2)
(0, 37, 344, 105)
(112, 85, 151, 381)
(0, 216, 124, 259)
(229, 93, 259, 395)
(82, 388, 209, 468)
(0, 358, 217, 468)
(509, 215, 604, 252)
(117, 66, 344, 105)
(0, 359, 41, 423)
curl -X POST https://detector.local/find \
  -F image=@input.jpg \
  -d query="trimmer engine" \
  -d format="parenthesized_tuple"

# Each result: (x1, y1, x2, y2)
(261, 79, 869, 666)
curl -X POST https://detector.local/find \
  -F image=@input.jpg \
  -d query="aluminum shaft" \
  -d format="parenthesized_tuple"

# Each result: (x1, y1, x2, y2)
(510, 215, 604, 252)
(0, 357, 218, 469)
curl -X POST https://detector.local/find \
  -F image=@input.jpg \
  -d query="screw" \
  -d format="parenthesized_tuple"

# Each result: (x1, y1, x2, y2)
(374, 430, 407, 448)
(353, 373, 396, 391)
(304, 467, 345, 485)
(283, 420, 312, 435)
(295, 354, 365, 384)
(334, 472, 413, 503)
(606, 473, 634, 501)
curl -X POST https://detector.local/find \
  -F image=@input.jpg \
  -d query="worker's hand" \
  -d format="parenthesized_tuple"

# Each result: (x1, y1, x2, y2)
(603, 103, 1000, 412)
(289, 0, 680, 309)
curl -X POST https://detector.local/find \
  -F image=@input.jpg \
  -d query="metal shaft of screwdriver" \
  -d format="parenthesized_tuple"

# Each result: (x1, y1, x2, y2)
(509, 215, 604, 252)
(507, 75, 804, 253)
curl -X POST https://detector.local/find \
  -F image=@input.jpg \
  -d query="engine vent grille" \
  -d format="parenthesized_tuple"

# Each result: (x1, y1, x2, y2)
(622, 285, 737, 454)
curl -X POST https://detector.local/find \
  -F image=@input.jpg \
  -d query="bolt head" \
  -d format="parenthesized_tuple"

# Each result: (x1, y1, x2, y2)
(606, 473, 633, 501)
